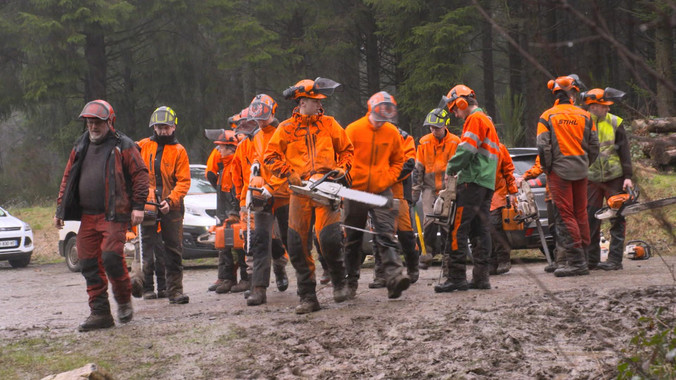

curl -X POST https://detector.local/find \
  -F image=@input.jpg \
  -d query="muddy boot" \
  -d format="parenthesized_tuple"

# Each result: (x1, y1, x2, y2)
(274, 267, 289, 292)
(131, 277, 143, 298)
(368, 277, 386, 289)
(544, 263, 558, 273)
(117, 302, 133, 324)
(419, 253, 434, 270)
(230, 279, 250, 293)
(169, 293, 190, 304)
(333, 285, 349, 303)
(469, 265, 491, 289)
(495, 261, 511, 275)
(386, 275, 410, 299)
(468, 279, 491, 289)
(143, 291, 157, 300)
(78, 313, 115, 332)
(295, 294, 321, 314)
(247, 287, 267, 306)
(597, 261, 623, 271)
(554, 265, 590, 277)
(215, 279, 234, 294)
(157, 289, 167, 298)
(208, 279, 224, 292)
(434, 279, 468, 293)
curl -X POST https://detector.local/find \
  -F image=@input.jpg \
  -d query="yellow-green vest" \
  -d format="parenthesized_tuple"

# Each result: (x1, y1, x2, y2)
(588, 113, 623, 183)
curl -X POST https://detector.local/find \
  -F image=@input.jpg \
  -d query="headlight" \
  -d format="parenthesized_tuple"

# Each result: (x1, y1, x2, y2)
(23, 222, 31, 232)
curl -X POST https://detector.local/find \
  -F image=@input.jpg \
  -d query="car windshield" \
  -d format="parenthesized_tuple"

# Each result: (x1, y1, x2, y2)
(511, 156, 537, 176)
(189, 167, 216, 195)
(0, 209, 6, 217)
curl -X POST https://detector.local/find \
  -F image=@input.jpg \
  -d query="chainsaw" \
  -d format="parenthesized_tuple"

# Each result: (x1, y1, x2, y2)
(426, 174, 457, 227)
(595, 187, 676, 219)
(511, 180, 554, 266)
(288, 170, 394, 210)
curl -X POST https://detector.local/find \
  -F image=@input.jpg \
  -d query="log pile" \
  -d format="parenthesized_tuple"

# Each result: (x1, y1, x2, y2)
(630, 117, 676, 168)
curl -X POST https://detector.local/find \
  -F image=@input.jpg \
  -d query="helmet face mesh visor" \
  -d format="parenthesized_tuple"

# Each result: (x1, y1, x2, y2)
(248, 101, 273, 121)
(149, 107, 176, 127)
(371, 102, 398, 123)
(79, 101, 111, 120)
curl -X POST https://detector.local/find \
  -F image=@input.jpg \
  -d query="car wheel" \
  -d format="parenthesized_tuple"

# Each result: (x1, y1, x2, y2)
(8, 255, 31, 268)
(65, 237, 82, 272)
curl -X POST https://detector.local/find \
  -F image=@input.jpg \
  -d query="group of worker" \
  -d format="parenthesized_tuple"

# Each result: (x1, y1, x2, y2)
(54, 73, 633, 332)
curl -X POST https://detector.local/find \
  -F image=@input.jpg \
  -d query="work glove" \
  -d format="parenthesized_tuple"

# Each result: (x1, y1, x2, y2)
(257, 186, 272, 200)
(249, 175, 265, 189)
(250, 162, 261, 176)
(330, 168, 346, 180)
(288, 172, 302, 186)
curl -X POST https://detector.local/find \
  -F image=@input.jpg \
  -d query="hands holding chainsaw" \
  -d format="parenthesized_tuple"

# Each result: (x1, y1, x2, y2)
(623, 178, 633, 191)
(249, 175, 272, 200)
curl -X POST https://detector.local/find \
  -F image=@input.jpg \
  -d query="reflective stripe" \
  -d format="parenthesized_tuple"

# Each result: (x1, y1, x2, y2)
(458, 141, 477, 153)
(478, 147, 498, 160)
(483, 137, 500, 152)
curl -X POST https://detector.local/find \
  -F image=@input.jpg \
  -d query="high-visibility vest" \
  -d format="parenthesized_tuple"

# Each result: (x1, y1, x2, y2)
(588, 113, 623, 183)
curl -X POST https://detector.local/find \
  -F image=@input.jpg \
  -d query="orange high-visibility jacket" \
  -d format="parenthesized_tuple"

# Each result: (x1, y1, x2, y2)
(252, 124, 290, 198)
(490, 143, 517, 211)
(345, 116, 404, 194)
(231, 135, 257, 207)
(205, 147, 220, 182)
(264, 109, 353, 181)
(536, 101, 599, 181)
(414, 131, 460, 193)
(391, 130, 416, 199)
(137, 137, 191, 210)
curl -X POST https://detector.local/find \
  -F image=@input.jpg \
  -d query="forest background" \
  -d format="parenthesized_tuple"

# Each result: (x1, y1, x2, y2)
(0, 0, 673, 204)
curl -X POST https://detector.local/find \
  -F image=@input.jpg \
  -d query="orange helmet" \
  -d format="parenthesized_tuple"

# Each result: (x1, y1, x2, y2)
(248, 94, 277, 121)
(233, 107, 259, 136)
(282, 77, 341, 100)
(441, 85, 475, 111)
(547, 74, 584, 94)
(214, 130, 239, 147)
(367, 91, 398, 123)
(581, 87, 626, 105)
(79, 99, 116, 125)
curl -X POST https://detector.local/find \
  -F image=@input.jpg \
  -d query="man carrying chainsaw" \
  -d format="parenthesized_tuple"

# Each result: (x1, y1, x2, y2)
(581, 87, 632, 271)
(434, 85, 499, 293)
(369, 126, 420, 288)
(246, 93, 291, 306)
(536, 75, 599, 277)
(264, 77, 353, 314)
(489, 142, 518, 275)
(137, 106, 191, 304)
(412, 108, 460, 270)
(344, 91, 410, 299)
(204, 128, 244, 294)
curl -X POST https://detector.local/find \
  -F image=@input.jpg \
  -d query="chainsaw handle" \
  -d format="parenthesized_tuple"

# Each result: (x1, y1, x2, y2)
(309, 170, 340, 190)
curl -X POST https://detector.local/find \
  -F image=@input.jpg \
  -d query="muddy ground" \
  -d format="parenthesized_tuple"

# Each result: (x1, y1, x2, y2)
(1, 255, 675, 379)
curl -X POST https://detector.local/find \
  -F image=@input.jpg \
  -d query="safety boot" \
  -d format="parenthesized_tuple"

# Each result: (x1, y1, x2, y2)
(419, 253, 434, 270)
(274, 267, 289, 292)
(387, 275, 410, 299)
(554, 265, 590, 277)
(117, 302, 133, 324)
(368, 277, 386, 289)
(333, 285, 350, 303)
(169, 293, 190, 304)
(468, 279, 491, 289)
(215, 279, 234, 294)
(157, 289, 167, 299)
(597, 261, 623, 271)
(208, 279, 224, 292)
(131, 277, 143, 298)
(495, 261, 511, 275)
(78, 313, 115, 332)
(143, 291, 157, 300)
(295, 295, 321, 314)
(434, 280, 468, 293)
(230, 279, 250, 293)
(247, 287, 267, 306)
(544, 263, 558, 273)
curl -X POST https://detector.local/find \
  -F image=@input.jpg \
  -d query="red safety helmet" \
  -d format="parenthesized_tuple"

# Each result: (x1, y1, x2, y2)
(547, 74, 585, 94)
(248, 94, 277, 121)
(79, 99, 116, 125)
(367, 91, 398, 123)
(440, 85, 475, 111)
(282, 77, 341, 100)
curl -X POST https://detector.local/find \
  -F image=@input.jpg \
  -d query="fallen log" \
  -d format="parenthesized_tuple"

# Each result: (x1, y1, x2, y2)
(631, 117, 676, 134)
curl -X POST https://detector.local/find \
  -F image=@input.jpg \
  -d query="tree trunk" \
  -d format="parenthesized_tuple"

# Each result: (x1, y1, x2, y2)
(364, 9, 380, 97)
(481, 0, 495, 119)
(654, 8, 674, 117)
(631, 118, 676, 134)
(84, 23, 106, 101)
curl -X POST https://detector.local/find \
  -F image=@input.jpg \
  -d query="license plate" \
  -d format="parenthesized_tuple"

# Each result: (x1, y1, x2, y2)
(0, 240, 18, 248)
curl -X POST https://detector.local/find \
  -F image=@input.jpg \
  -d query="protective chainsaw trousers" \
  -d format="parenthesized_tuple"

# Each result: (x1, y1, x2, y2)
(141, 209, 185, 298)
(548, 171, 589, 267)
(251, 199, 290, 288)
(586, 177, 626, 266)
(77, 213, 131, 314)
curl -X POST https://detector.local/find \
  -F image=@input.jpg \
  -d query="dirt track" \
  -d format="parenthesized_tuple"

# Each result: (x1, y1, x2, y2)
(1, 257, 675, 379)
